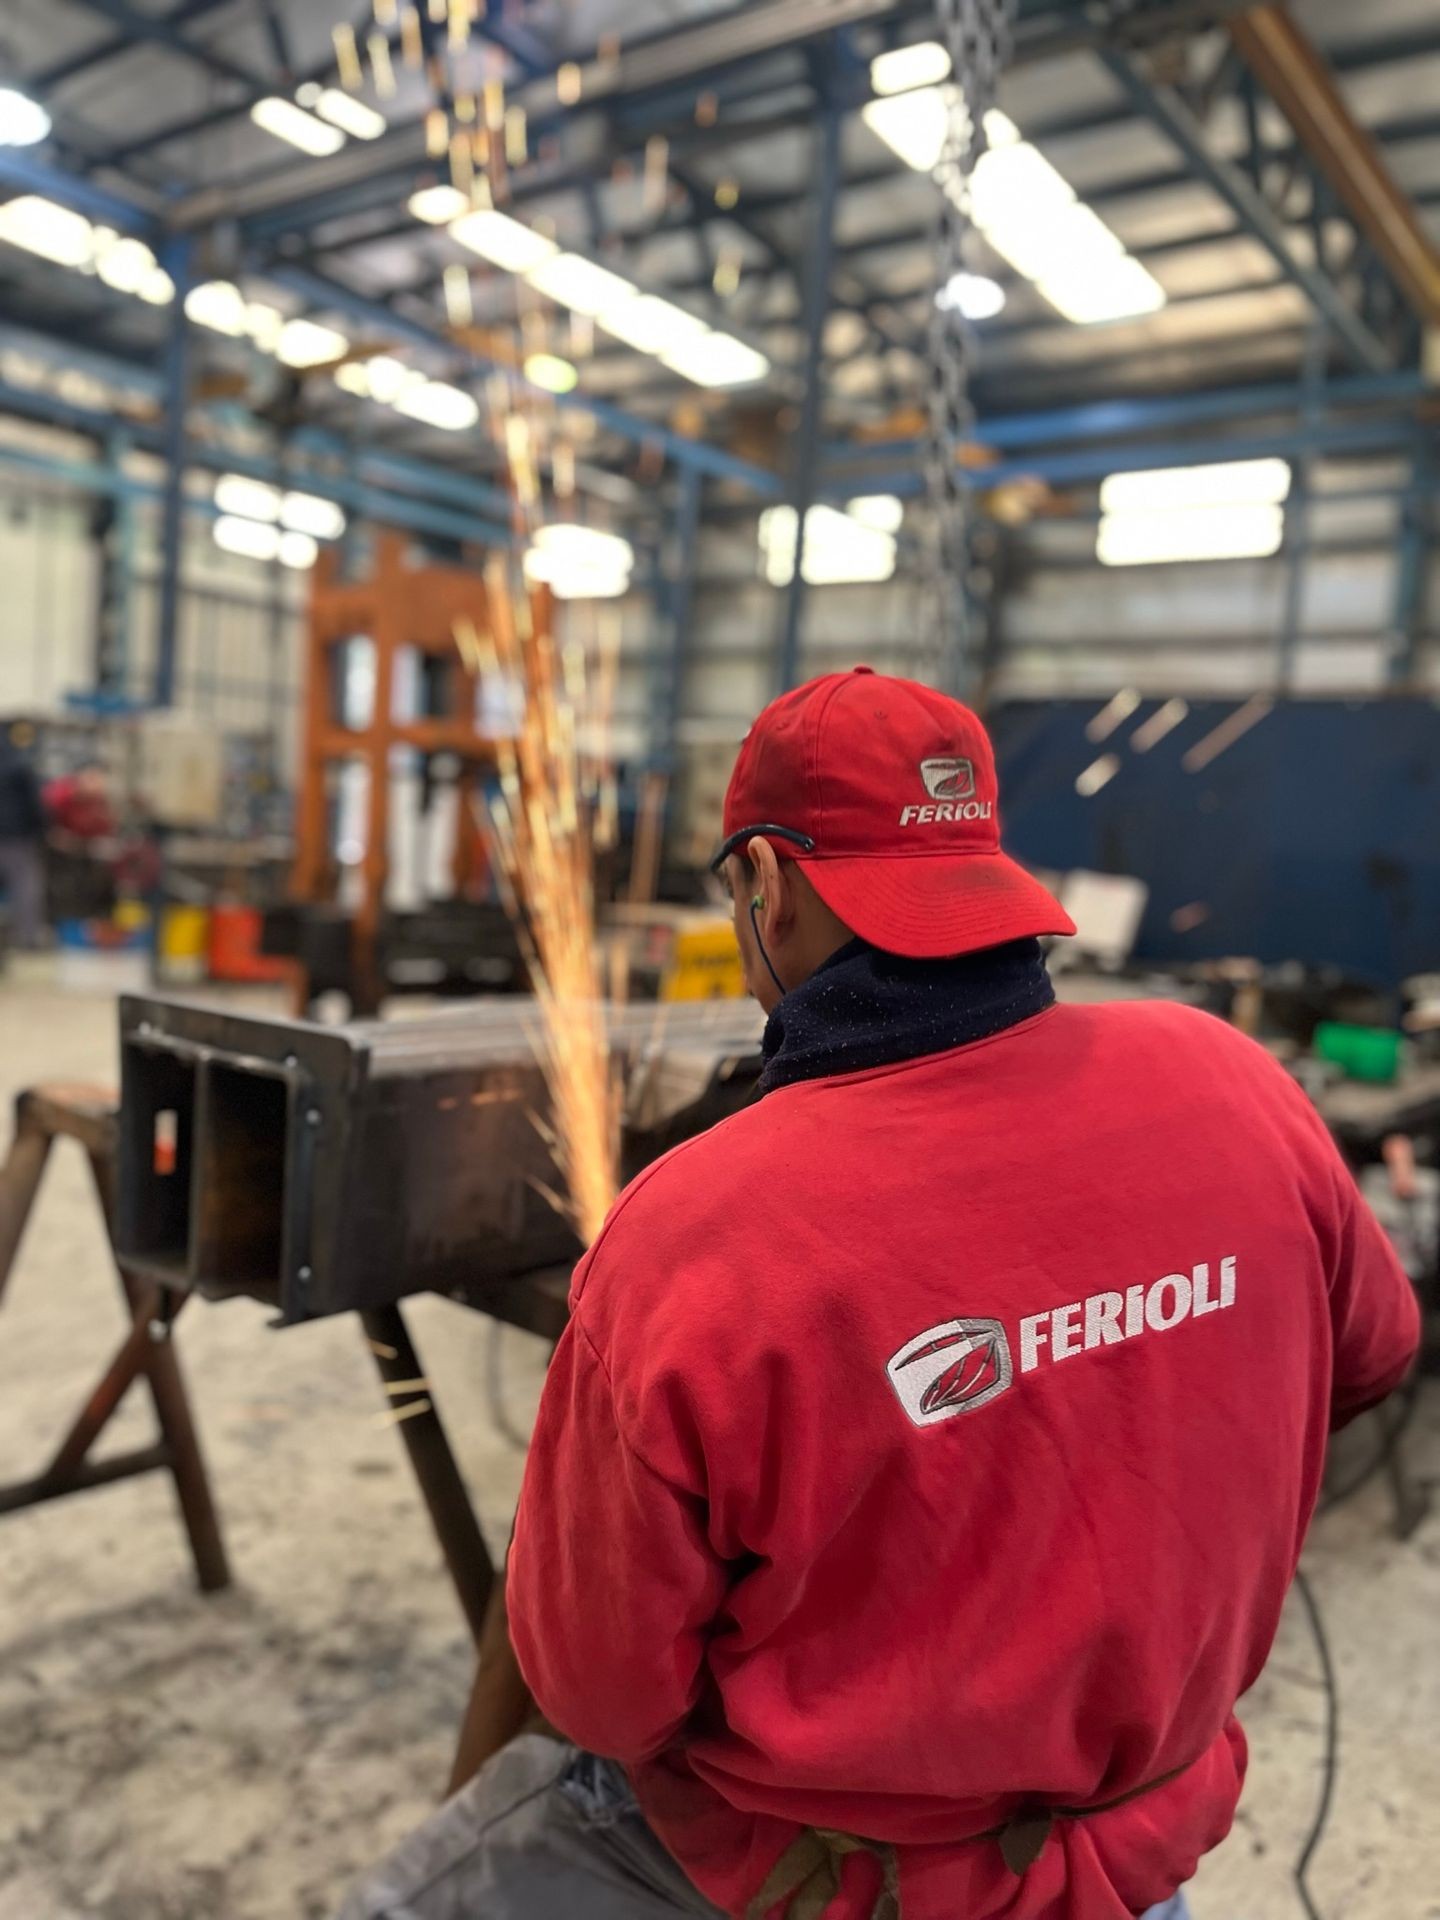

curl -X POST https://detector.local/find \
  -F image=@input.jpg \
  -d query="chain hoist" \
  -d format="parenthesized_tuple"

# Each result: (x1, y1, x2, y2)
(922, 0, 1017, 695)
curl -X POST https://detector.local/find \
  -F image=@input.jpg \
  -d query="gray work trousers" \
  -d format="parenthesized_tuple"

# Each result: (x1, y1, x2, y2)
(336, 1735, 725, 1920)
(0, 839, 43, 950)
(335, 1734, 1195, 1920)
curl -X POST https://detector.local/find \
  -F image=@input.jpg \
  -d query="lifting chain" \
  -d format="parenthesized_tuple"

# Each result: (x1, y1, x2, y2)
(922, 0, 1017, 695)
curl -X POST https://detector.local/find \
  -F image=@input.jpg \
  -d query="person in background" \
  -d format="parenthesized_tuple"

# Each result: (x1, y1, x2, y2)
(340, 669, 1419, 1920)
(0, 725, 47, 951)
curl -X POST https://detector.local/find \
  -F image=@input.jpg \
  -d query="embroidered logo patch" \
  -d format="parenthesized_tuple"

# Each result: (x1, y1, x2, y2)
(918, 757, 976, 802)
(885, 1318, 1013, 1427)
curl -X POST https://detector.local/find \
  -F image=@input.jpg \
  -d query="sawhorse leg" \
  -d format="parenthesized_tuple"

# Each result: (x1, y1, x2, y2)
(0, 1090, 230, 1593)
(359, 1303, 540, 1798)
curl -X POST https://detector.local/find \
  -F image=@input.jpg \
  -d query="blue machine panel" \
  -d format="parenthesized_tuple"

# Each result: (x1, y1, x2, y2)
(990, 697, 1440, 989)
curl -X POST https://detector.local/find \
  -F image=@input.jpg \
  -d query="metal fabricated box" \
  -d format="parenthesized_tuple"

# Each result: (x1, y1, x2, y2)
(115, 996, 763, 1327)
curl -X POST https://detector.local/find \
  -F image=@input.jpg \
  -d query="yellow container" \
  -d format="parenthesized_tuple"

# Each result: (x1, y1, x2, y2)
(158, 904, 211, 980)
(661, 919, 746, 1001)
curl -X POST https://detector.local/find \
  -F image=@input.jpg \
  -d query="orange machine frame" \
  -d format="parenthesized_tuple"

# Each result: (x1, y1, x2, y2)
(291, 530, 500, 1006)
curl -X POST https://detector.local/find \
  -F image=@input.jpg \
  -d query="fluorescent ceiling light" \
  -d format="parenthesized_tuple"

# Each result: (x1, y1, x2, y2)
(278, 530, 319, 570)
(365, 354, 417, 403)
(660, 331, 769, 388)
(860, 89, 947, 174)
(1075, 755, 1121, 797)
(0, 89, 52, 148)
(281, 491, 346, 539)
(847, 494, 904, 534)
(0, 195, 94, 268)
(186, 279, 247, 335)
(863, 84, 1162, 333)
(870, 41, 952, 97)
(759, 505, 896, 586)
(970, 140, 1076, 239)
(393, 380, 479, 430)
(524, 252, 636, 317)
(245, 301, 284, 351)
(523, 552, 632, 599)
(250, 96, 346, 156)
(937, 270, 1005, 320)
(335, 361, 372, 395)
(214, 515, 281, 562)
(1085, 688, 1142, 742)
(596, 294, 708, 355)
(94, 234, 160, 297)
(138, 266, 175, 306)
(1100, 459, 1293, 515)
(982, 201, 1120, 284)
(310, 88, 387, 140)
(215, 474, 282, 522)
(1097, 504, 1285, 567)
(524, 351, 579, 394)
(409, 184, 470, 225)
(1037, 256, 1165, 324)
(1131, 698, 1189, 753)
(532, 524, 634, 571)
(276, 317, 350, 368)
(451, 208, 557, 273)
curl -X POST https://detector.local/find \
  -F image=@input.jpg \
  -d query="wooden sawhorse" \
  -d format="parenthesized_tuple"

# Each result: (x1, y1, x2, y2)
(0, 1083, 229, 1590)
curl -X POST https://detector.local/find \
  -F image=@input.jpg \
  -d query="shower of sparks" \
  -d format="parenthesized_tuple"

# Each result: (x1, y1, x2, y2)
(450, 127, 474, 198)
(644, 135, 669, 216)
(448, 0, 474, 48)
(373, 0, 397, 26)
(375, 1397, 435, 1427)
(425, 107, 449, 156)
(384, 1378, 431, 1395)
(713, 246, 742, 298)
(428, 0, 446, 19)
(557, 62, 582, 106)
(333, 22, 364, 89)
(367, 1338, 399, 1360)
(400, 4, 423, 66)
(715, 178, 739, 210)
(445, 263, 474, 327)
(505, 104, 528, 167)
(552, 441, 576, 500)
(368, 31, 397, 96)
(457, 573, 622, 1245)
(484, 79, 506, 131)
(455, 90, 476, 123)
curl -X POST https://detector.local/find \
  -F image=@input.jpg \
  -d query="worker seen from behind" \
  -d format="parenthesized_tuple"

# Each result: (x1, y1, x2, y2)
(342, 669, 1419, 1920)
(0, 724, 46, 952)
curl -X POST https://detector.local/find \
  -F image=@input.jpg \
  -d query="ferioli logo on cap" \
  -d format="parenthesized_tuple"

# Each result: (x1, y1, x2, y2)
(900, 758, 994, 828)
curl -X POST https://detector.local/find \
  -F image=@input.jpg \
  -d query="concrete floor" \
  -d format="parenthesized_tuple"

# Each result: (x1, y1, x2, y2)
(0, 971, 1436, 1920)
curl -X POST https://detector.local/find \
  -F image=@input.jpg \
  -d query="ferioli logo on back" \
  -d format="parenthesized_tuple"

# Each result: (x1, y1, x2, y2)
(887, 1259, 1240, 1430)
(900, 758, 994, 827)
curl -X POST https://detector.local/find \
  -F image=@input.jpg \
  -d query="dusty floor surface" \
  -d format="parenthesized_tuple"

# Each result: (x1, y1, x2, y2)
(0, 971, 1436, 1920)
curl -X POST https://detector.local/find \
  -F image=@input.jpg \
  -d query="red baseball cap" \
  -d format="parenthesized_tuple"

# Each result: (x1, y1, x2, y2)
(718, 668, 1075, 959)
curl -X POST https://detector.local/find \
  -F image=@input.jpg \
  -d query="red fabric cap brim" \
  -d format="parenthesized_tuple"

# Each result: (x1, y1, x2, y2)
(800, 850, 1077, 960)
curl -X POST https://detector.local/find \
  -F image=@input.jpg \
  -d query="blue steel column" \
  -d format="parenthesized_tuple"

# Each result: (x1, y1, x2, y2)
(1392, 438, 1434, 686)
(654, 464, 703, 772)
(775, 92, 842, 695)
(155, 235, 194, 709)
(95, 430, 136, 700)
(1277, 323, 1327, 689)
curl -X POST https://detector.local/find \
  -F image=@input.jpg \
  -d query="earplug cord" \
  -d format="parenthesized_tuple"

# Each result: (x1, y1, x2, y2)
(750, 897, 786, 995)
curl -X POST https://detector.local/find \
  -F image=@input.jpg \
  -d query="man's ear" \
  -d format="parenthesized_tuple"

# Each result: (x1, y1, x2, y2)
(746, 836, 790, 940)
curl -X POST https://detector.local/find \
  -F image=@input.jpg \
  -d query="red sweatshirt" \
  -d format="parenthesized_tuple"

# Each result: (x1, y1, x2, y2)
(509, 1001, 1419, 1919)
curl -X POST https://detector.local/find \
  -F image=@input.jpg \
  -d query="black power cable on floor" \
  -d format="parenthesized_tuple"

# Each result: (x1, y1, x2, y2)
(1291, 1568, 1339, 1920)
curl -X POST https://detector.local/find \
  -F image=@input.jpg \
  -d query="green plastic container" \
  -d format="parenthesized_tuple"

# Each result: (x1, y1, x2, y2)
(1313, 1022, 1403, 1085)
